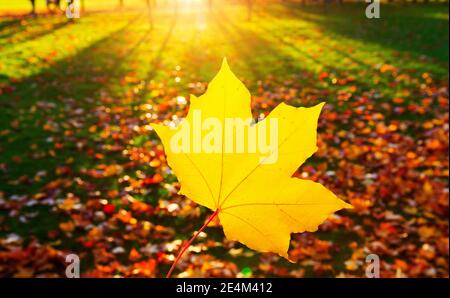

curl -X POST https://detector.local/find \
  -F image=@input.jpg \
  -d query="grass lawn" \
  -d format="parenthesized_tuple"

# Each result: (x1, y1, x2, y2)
(0, 2, 448, 277)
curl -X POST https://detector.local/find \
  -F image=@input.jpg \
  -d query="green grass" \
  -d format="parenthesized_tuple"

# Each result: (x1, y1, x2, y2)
(0, 2, 448, 277)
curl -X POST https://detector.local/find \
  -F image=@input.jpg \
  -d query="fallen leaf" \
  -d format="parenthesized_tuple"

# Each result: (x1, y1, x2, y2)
(152, 59, 351, 259)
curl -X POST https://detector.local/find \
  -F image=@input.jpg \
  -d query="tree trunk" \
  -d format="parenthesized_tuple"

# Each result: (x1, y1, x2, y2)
(247, 0, 253, 21)
(30, 0, 36, 14)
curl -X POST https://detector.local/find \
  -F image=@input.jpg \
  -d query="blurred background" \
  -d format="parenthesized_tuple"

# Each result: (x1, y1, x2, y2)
(0, 0, 448, 277)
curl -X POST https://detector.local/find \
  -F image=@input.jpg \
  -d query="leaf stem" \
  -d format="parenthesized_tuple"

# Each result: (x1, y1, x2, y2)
(166, 209, 219, 278)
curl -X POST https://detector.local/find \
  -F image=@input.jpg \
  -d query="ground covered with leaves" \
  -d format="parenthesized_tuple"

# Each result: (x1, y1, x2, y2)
(0, 3, 448, 277)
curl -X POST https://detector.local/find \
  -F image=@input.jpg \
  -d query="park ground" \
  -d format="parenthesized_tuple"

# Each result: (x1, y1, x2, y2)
(0, 1, 448, 277)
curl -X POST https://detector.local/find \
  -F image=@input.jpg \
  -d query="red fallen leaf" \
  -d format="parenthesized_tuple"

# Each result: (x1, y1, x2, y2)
(115, 210, 133, 223)
(426, 139, 442, 150)
(0, 250, 28, 261)
(59, 221, 75, 232)
(393, 97, 404, 104)
(379, 222, 397, 235)
(325, 111, 337, 121)
(156, 251, 167, 263)
(107, 190, 119, 199)
(131, 201, 153, 214)
(158, 102, 172, 113)
(318, 72, 329, 80)
(380, 64, 397, 73)
(132, 259, 156, 277)
(0, 84, 15, 94)
(129, 248, 141, 261)
(56, 166, 71, 175)
(394, 259, 409, 271)
(12, 156, 22, 162)
(103, 203, 115, 214)
(82, 240, 95, 248)
(143, 173, 164, 185)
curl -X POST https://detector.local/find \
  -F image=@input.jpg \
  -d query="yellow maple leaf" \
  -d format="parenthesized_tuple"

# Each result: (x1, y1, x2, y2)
(152, 59, 351, 272)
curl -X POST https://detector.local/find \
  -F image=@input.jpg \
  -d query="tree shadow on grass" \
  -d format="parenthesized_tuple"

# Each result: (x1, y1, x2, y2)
(0, 15, 73, 44)
(0, 17, 21, 32)
(137, 9, 177, 102)
(264, 3, 449, 65)
(255, 10, 373, 71)
(0, 12, 166, 250)
(0, 13, 152, 192)
(210, 9, 306, 82)
(210, 8, 376, 97)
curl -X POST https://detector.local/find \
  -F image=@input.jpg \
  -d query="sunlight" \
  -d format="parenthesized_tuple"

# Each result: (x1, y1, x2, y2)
(178, 0, 208, 12)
